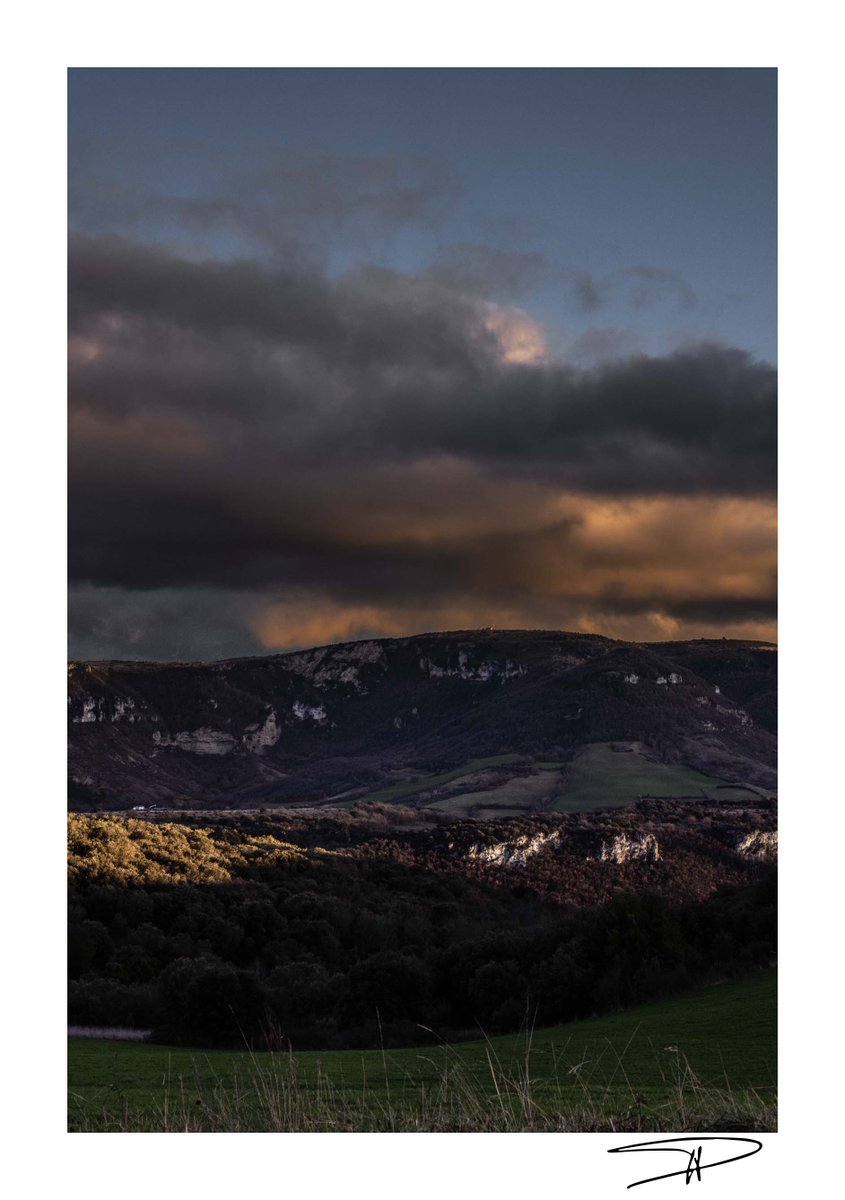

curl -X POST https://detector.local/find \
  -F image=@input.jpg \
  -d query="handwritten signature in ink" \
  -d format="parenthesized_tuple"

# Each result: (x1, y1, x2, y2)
(607, 1136, 763, 1188)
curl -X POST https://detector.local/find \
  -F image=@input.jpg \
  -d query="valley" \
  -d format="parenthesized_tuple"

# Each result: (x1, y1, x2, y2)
(67, 630, 777, 1133)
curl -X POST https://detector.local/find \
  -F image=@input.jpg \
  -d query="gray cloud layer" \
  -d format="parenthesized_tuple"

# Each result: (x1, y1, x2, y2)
(70, 142, 462, 269)
(70, 234, 774, 478)
(69, 233, 776, 657)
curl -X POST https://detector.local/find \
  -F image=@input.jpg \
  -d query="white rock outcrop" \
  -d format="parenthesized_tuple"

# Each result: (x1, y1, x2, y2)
(285, 641, 385, 691)
(717, 704, 752, 726)
(152, 727, 236, 755)
(112, 697, 138, 722)
(242, 708, 281, 753)
(420, 654, 527, 682)
(597, 832, 661, 865)
(467, 830, 563, 868)
(73, 696, 102, 723)
(72, 694, 142, 723)
(735, 830, 778, 862)
(292, 700, 327, 723)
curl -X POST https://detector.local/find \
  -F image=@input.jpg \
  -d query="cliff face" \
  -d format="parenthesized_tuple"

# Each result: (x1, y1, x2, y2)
(68, 629, 777, 809)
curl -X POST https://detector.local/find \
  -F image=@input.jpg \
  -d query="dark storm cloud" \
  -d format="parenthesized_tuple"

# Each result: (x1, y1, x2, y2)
(69, 234, 343, 347)
(68, 576, 778, 665)
(68, 234, 776, 655)
(69, 235, 487, 398)
(372, 345, 774, 495)
(659, 595, 778, 624)
(68, 584, 268, 662)
(566, 328, 639, 366)
(69, 234, 774, 489)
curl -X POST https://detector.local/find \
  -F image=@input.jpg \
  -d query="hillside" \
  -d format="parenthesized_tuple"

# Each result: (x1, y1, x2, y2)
(68, 629, 777, 809)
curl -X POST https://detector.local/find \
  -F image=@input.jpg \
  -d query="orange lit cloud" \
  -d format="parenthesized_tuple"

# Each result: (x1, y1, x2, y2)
(482, 303, 548, 364)
(250, 593, 776, 654)
(247, 487, 777, 651)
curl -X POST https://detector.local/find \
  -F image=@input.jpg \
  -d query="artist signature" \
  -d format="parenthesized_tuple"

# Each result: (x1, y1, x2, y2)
(607, 1136, 763, 1188)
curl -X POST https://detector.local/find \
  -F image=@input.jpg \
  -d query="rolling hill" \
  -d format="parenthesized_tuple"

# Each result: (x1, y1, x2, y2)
(68, 629, 776, 809)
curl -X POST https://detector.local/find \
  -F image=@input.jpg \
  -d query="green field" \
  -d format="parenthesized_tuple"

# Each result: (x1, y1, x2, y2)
(429, 765, 562, 817)
(551, 743, 735, 812)
(331, 745, 756, 816)
(341, 754, 525, 806)
(68, 970, 776, 1132)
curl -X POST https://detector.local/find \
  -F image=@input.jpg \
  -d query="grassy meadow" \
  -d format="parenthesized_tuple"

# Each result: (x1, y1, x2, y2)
(325, 754, 525, 808)
(428, 745, 735, 818)
(325, 744, 753, 818)
(68, 970, 776, 1133)
(550, 743, 737, 812)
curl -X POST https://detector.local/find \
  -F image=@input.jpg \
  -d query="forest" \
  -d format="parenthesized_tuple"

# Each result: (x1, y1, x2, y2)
(68, 814, 777, 1050)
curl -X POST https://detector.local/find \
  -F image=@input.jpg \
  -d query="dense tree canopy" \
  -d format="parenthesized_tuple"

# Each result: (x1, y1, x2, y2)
(68, 815, 776, 1049)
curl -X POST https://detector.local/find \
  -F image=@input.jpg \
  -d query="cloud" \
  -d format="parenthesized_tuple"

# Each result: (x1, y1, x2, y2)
(482, 304, 548, 364)
(427, 242, 555, 299)
(69, 141, 461, 266)
(424, 244, 698, 317)
(69, 573, 776, 664)
(568, 265, 698, 314)
(68, 234, 776, 658)
(68, 436, 777, 655)
(565, 327, 640, 366)
(68, 584, 268, 662)
(621, 265, 698, 311)
(69, 234, 775, 486)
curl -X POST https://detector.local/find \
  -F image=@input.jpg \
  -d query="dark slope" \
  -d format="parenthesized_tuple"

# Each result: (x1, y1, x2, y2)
(68, 630, 777, 809)
(648, 639, 777, 733)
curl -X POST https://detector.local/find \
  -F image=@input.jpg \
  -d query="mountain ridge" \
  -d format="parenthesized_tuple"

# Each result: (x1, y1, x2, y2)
(68, 629, 777, 810)
(69, 628, 777, 670)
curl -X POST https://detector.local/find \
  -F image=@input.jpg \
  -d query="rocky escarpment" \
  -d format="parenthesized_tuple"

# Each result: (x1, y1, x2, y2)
(68, 629, 777, 809)
(390, 796, 775, 904)
(130, 794, 777, 908)
(465, 829, 663, 869)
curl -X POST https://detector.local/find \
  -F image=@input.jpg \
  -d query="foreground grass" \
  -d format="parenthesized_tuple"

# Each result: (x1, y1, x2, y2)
(68, 971, 776, 1132)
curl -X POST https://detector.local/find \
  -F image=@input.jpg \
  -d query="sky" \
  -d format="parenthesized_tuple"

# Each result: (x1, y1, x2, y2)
(68, 68, 777, 660)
